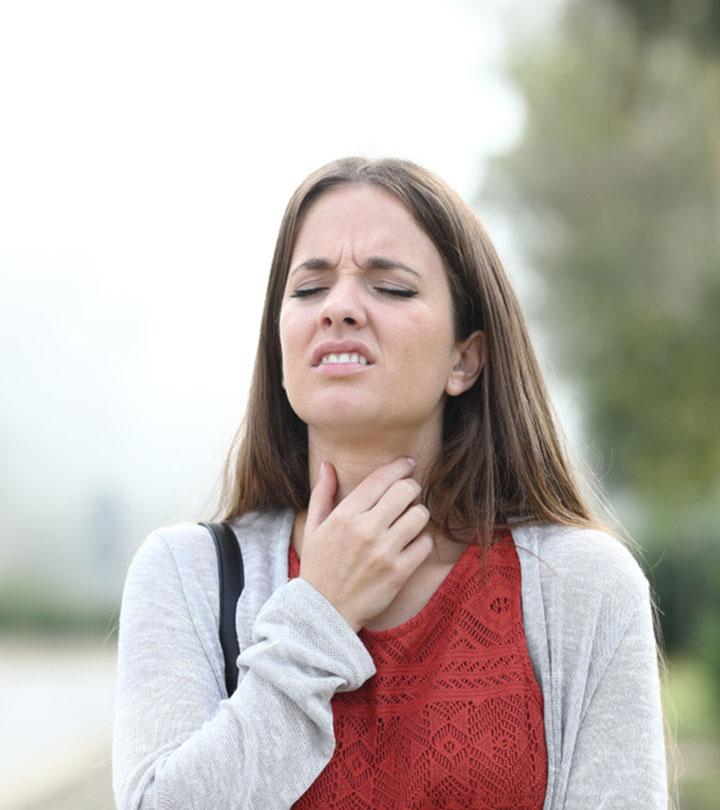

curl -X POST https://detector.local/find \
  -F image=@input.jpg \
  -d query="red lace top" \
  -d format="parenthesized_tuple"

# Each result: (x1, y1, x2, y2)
(288, 529, 547, 809)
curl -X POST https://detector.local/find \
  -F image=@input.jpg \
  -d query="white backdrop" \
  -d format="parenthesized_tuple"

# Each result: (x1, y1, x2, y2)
(0, 0, 581, 602)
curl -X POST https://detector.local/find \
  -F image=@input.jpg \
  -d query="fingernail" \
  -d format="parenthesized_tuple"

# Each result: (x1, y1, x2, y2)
(320, 461, 326, 475)
(405, 457, 416, 467)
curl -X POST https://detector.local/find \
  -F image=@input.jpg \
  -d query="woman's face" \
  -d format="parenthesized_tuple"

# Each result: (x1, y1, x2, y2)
(279, 183, 473, 442)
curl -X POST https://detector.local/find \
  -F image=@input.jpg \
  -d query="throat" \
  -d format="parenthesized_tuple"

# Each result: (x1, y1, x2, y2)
(291, 509, 470, 567)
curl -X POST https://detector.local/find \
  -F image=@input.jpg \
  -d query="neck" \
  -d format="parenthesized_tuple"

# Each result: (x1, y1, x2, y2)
(291, 423, 471, 566)
(306, 424, 440, 504)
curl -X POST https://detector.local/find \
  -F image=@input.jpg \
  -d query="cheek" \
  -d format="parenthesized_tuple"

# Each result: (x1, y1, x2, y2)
(278, 308, 297, 349)
(278, 313, 292, 381)
(401, 313, 455, 384)
(278, 308, 310, 382)
(402, 310, 454, 357)
(391, 347, 441, 394)
(279, 305, 310, 338)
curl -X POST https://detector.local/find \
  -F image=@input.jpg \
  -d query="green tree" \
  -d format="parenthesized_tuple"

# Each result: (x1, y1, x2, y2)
(483, 0, 719, 509)
(609, 0, 720, 213)
(608, 0, 720, 55)
(481, 0, 720, 679)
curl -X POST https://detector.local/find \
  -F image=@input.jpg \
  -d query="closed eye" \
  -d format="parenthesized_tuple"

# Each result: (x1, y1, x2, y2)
(290, 287, 417, 299)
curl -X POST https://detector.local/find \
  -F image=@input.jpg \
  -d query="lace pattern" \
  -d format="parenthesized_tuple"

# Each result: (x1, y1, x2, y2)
(289, 531, 547, 809)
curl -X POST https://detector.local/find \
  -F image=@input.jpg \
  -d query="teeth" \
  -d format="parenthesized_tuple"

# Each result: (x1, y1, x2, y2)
(320, 352, 368, 365)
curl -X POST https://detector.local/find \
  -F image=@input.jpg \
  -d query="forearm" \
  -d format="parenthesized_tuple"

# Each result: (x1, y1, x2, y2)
(112, 536, 376, 810)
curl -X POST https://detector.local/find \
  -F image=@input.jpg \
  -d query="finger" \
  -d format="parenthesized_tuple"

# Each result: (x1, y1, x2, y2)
(385, 502, 431, 548)
(339, 457, 417, 514)
(399, 532, 434, 566)
(306, 461, 338, 533)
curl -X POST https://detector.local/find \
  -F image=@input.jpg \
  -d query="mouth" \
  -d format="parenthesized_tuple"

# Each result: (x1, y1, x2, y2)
(315, 352, 373, 368)
(313, 352, 372, 366)
(312, 357, 374, 377)
(310, 342, 376, 367)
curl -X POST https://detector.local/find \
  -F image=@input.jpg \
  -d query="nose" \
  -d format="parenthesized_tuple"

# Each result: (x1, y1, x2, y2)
(316, 277, 368, 329)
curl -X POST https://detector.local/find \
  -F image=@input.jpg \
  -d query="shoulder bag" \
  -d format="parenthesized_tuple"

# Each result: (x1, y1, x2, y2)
(198, 521, 244, 697)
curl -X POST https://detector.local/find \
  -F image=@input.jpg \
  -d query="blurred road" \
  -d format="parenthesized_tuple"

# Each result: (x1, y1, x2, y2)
(0, 636, 116, 810)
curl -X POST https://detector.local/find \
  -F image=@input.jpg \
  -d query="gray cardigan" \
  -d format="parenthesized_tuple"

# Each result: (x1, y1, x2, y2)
(112, 508, 668, 809)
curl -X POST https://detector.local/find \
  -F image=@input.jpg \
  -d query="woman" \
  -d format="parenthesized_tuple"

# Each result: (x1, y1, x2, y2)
(112, 157, 670, 809)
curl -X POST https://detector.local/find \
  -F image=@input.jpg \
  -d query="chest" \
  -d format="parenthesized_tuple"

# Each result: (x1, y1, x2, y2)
(362, 560, 455, 631)
(290, 513, 464, 633)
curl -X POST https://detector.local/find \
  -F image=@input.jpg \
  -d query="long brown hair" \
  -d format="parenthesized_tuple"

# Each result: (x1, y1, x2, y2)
(210, 155, 617, 547)
(207, 156, 678, 803)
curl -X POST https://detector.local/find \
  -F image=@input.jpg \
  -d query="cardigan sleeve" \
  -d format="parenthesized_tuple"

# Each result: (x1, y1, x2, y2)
(112, 532, 377, 810)
(562, 579, 668, 808)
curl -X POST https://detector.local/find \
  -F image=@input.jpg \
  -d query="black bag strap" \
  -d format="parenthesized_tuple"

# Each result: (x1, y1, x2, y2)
(199, 521, 244, 697)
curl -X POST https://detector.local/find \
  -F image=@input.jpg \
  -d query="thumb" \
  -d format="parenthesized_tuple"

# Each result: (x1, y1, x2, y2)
(306, 461, 337, 532)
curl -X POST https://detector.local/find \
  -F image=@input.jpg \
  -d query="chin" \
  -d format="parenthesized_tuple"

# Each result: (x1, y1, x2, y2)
(307, 411, 379, 433)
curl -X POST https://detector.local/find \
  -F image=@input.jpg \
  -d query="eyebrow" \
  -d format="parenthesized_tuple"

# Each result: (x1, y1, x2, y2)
(289, 255, 422, 280)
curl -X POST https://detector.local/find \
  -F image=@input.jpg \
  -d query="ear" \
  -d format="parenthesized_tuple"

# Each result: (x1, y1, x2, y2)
(445, 330, 485, 397)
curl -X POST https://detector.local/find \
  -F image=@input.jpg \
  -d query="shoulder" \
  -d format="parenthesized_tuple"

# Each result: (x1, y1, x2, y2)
(131, 509, 289, 565)
(535, 523, 646, 585)
(512, 521, 651, 613)
(119, 523, 217, 617)
(128, 522, 214, 577)
(125, 509, 293, 593)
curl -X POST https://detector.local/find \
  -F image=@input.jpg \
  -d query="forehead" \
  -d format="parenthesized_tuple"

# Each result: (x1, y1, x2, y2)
(291, 184, 442, 267)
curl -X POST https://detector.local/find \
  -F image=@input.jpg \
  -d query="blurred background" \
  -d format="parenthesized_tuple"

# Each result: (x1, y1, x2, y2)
(1, 0, 717, 807)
